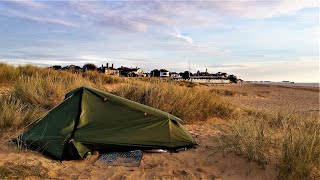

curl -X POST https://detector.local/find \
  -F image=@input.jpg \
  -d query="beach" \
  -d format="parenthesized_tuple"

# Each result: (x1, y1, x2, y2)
(250, 82, 319, 88)
(0, 117, 277, 180)
(0, 1, 318, 179)
(203, 83, 319, 114)
(1, 82, 318, 179)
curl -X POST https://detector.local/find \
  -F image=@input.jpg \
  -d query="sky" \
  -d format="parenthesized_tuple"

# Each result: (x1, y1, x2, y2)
(0, 0, 319, 82)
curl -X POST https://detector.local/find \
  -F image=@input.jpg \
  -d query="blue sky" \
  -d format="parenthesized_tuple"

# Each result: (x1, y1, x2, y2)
(0, 0, 318, 82)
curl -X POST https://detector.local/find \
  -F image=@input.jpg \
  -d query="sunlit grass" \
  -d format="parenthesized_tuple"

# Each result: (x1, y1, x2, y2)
(112, 81, 235, 122)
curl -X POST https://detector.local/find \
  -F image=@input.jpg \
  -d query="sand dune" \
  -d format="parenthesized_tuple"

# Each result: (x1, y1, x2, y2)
(1, 83, 318, 179)
(0, 118, 277, 180)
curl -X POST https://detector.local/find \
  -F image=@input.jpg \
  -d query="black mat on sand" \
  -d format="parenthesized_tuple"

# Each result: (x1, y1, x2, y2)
(96, 150, 143, 167)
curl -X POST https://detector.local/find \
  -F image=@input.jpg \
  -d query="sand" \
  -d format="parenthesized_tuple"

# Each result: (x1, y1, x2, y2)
(203, 83, 319, 114)
(0, 118, 278, 180)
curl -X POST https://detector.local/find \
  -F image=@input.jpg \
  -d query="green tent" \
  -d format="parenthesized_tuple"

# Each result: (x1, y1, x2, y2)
(20, 86, 196, 160)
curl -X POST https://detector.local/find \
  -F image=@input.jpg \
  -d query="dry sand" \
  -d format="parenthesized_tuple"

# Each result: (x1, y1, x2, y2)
(203, 83, 319, 114)
(0, 118, 277, 180)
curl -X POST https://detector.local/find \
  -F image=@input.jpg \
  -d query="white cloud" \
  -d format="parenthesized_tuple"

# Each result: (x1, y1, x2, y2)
(0, 8, 78, 27)
(9, 0, 45, 9)
(70, 1, 148, 32)
(205, 57, 320, 82)
(201, 0, 318, 19)
(3, 1, 318, 31)
(172, 28, 193, 44)
(3, 1, 314, 32)
(175, 34, 193, 44)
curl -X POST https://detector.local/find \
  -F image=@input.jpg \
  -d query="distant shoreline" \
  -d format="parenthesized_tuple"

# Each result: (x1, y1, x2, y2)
(247, 82, 319, 88)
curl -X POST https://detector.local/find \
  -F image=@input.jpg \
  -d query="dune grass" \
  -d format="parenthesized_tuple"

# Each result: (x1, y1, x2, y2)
(0, 63, 118, 132)
(0, 95, 46, 132)
(217, 110, 320, 179)
(217, 115, 270, 166)
(112, 81, 235, 122)
(278, 115, 320, 179)
(0, 63, 121, 87)
(0, 63, 20, 85)
(13, 74, 94, 109)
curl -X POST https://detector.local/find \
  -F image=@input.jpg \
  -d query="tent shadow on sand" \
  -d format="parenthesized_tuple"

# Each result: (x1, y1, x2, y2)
(17, 86, 197, 161)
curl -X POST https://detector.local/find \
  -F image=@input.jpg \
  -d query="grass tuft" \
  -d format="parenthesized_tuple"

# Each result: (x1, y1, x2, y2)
(217, 115, 269, 166)
(278, 116, 320, 180)
(0, 95, 46, 132)
(218, 110, 320, 179)
(13, 74, 94, 109)
(0, 63, 20, 85)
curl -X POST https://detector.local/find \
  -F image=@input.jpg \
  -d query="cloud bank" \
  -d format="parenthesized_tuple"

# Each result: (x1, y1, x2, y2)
(0, 0, 318, 82)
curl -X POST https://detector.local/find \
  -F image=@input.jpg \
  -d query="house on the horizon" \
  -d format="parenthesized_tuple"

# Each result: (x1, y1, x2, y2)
(98, 63, 120, 76)
(169, 72, 179, 78)
(214, 72, 228, 79)
(190, 76, 230, 84)
(150, 69, 170, 77)
(118, 66, 144, 77)
(196, 69, 210, 76)
(159, 69, 170, 77)
(174, 69, 234, 84)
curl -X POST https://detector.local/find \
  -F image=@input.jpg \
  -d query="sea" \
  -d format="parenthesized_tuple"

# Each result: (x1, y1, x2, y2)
(247, 82, 319, 88)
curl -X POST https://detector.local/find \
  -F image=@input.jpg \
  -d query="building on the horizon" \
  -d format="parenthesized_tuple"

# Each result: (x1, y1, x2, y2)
(150, 69, 170, 77)
(189, 76, 230, 84)
(159, 69, 170, 77)
(143, 72, 150, 77)
(98, 63, 120, 76)
(169, 72, 179, 78)
(118, 66, 144, 77)
(172, 69, 242, 84)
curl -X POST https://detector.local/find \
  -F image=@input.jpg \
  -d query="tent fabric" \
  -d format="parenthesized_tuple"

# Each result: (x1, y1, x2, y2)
(19, 86, 196, 160)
